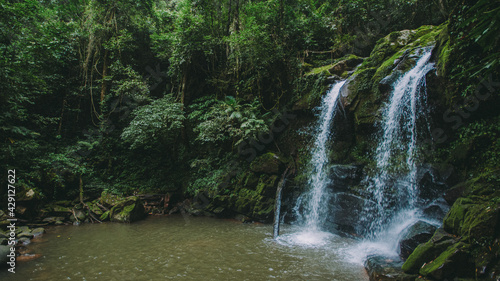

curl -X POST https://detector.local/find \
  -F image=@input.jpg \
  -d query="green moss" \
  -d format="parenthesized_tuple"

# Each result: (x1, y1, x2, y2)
(109, 196, 145, 223)
(305, 54, 363, 76)
(242, 172, 259, 189)
(444, 196, 499, 241)
(371, 50, 406, 84)
(419, 242, 473, 279)
(402, 228, 456, 273)
(252, 198, 275, 218)
(403, 241, 435, 273)
(100, 210, 110, 221)
(255, 174, 278, 196)
(306, 64, 335, 76)
(249, 152, 284, 174)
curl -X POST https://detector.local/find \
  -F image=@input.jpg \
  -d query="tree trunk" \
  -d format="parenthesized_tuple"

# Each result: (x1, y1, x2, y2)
(100, 49, 109, 105)
(57, 99, 67, 136)
(79, 174, 84, 204)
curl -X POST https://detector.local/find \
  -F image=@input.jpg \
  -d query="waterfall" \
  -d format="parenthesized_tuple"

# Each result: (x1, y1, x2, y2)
(273, 168, 290, 239)
(364, 47, 435, 239)
(298, 80, 347, 231)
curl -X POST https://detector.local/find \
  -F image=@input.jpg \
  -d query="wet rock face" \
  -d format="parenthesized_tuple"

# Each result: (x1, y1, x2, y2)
(422, 202, 447, 221)
(398, 220, 437, 259)
(364, 255, 417, 281)
(326, 165, 364, 191)
(326, 192, 376, 237)
(416, 165, 450, 202)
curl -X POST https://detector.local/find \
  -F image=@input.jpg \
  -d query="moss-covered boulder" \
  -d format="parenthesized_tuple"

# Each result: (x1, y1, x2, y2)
(419, 242, 475, 279)
(109, 197, 145, 223)
(249, 153, 285, 174)
(99, 191, 124, 208)
(402, 228, 457, 274)
(399, 220, 437, 259)
(87, 201, 104, 216)
(403, 176, 500, 280)
(443, 197, 500, 241)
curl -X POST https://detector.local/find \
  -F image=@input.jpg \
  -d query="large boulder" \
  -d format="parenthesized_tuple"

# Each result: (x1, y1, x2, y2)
(109, 197, 145, 223)
(399, 220, 437, 259)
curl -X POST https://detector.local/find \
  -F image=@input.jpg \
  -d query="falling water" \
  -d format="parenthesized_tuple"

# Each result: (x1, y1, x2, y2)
(299, 80, 347, 231)
(364, 47, 435, 239)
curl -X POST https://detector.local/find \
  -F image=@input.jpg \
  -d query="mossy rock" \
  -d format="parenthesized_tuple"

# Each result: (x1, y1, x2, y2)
(435, 23, 451, 77)
(242, 172, 260, 189)
(87, 201, 104, 216)
(99, 191, 124, 208)
(252, 198, 275, 220)
(419, 242, 475, 279)
(346, 68, 382, 126)
(402, 228, 457, 274)
(54, 200, 72, 206)
(234, 189, 257, 214)
(293, 74, 329, 111)
(52, 205, 72, 213)
(255, 174, 278, 197)
(109, 197, 145, 223)
(443, 197, 500, 241)
(249, 153, 285, 174)
(365, 255, 416, 281)
(328, 56, 364, 77)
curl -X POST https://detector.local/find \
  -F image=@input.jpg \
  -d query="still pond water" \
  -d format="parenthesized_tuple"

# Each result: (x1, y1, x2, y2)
(2, 215, 369, 280)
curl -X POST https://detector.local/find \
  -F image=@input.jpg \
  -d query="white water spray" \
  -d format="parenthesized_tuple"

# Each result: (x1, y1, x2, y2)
(353, 47, 436, 261)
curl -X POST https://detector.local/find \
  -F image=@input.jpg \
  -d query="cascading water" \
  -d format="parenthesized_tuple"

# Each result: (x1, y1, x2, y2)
(294, 80, 346, 234)
(355, 47, 436, 257)
(277, 80, 347, 246)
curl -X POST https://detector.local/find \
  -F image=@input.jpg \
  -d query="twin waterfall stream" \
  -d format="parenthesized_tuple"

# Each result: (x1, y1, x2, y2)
(279, 48, 437, 263)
